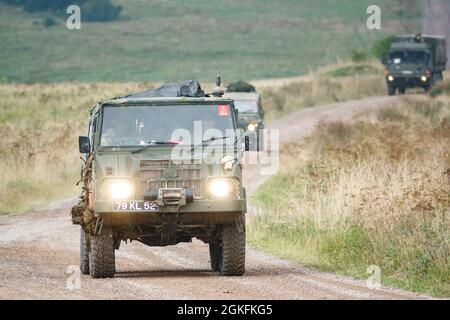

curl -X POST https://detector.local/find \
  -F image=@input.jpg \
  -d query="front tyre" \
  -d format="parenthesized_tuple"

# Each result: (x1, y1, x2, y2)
(89, 226, 115, 278)
(209, 243, 222, 272)
(219, 213, 246, 276)
(388, 84, 396, 96)
(80, 228, 90, 275)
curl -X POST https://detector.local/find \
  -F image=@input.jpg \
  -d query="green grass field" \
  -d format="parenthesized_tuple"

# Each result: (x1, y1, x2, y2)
(0, 0, 421, 83)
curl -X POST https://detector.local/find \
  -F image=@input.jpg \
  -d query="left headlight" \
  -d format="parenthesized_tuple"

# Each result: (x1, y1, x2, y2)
(247, 123, 257, 132)
(207, 178, 240, 199)
(101, 179, 134, 200)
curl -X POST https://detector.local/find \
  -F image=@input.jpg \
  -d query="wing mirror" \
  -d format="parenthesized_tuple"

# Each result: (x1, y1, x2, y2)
(79, 136, 90, 154)
(244, 136, 250, 151)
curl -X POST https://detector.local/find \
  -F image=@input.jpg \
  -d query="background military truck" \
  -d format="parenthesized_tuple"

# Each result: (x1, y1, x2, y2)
(224, 81, 265, 151)
(382, 34, 447, 95)
(71, 79, 249, 278)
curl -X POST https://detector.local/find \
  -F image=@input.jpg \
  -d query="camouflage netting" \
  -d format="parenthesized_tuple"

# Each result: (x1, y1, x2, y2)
(226, 81, 256, 93)
(125, 80, 205, 98)
(71, 153, 96, 234)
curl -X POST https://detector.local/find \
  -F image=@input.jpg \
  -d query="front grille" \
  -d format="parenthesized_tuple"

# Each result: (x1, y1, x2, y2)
(139, 160, 202, 197)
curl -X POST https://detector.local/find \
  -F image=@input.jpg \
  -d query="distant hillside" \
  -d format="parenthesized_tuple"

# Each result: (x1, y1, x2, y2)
(0, 0, 421, 83)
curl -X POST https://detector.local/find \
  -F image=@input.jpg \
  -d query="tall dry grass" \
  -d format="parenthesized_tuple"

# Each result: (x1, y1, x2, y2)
(249, 96, 450, 296)
(0, 83, 151, 214)
(259, 61, 386, 122)
(0, 64, 385, 214)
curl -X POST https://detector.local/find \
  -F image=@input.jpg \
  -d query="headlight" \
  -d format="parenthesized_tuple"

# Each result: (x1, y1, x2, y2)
(207, 178, 240, 199)
(101, 179, 134, 200)
(421, 76, 428, 82)
(247, 123, 257, 132)
(387, 75, 394, 82)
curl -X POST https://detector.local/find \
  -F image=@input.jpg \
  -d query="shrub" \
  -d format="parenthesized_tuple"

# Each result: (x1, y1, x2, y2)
(372, 35, 395, 60)
(350, 49, 367, 63)
(0, 0, 122, 22)
(81, 0, 122, 22)
(43, 16, 56, 28)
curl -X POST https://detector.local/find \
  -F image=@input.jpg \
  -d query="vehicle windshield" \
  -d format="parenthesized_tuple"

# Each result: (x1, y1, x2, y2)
(100, 104, 236, 147)
(234, 100, 258, 113)
(390, 51, 427, 64)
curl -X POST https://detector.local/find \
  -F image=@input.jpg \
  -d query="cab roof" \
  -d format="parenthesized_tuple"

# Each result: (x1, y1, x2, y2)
(223, 92, 260, 101)
(391, 42, 428, 51)
(101, 96, 234, 105)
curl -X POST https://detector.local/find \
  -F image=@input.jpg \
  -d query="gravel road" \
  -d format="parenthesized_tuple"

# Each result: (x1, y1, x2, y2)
(0, 95, 430, 300)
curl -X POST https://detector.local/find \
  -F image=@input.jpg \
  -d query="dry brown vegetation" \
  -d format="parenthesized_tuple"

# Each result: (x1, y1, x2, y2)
(0, 83, 151, 214)
(250, 96, 450, 296)
(0, 62, 385, 214)
(259, 61, 386, 122)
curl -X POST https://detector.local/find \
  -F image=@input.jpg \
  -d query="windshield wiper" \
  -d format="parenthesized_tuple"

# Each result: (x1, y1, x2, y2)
(190, 136, 231, 152)
(131, 141, 178, 154)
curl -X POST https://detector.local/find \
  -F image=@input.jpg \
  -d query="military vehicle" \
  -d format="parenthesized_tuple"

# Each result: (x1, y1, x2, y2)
(382, 33, 447, 95)
(224, 81, 265, 151)
(71, 79, 249, 278)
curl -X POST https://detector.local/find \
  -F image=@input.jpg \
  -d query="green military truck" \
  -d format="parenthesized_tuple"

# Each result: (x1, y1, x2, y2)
(71, 80, 248, 278)
(383, 34, 447, 95)
(224, 81, 265, 151)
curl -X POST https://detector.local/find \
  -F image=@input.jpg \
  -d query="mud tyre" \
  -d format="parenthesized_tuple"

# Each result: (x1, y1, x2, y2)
(219, 213, 246, 276)
(388, 85, 396, 96)
(80, 228, 90, 275)
(209, 243, 222, 272)
(89, 226, 115, 278)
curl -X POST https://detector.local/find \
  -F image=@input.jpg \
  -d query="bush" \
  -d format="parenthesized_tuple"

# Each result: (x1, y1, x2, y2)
(372, 35, 395, 60)
(81, 0, 122, 22)
(43, 16, 56, 28)
(429, 80, 450, 98)
(350, 49, 367, 63)
(226, 81, 256, 92)
(0, 0, 122, 22)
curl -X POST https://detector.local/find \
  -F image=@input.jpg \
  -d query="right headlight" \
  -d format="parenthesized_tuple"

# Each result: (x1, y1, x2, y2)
(207, 178, 240, 199)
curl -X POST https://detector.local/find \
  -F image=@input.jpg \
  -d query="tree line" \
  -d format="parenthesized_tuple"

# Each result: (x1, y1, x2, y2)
(0, 0, 122, 22)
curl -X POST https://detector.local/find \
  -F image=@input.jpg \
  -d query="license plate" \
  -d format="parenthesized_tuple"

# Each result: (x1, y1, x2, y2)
(402, 70, 413, 74)
(113, 201, 159, 212)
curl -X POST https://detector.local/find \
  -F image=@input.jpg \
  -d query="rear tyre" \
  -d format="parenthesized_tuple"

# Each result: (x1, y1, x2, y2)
(89, 226, 115, 278)
(80, 228, 90, 275)
(399, 87, 406, 95)
(219, 213, 246, 276)
(388, 85, 396, 96)
(209, 243, 222, 272)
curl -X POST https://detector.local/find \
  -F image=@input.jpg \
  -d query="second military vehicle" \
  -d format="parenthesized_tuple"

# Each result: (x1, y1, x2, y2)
(71, 79, 249, 278)
(383, 33, 447, 95)
(224, 81, 265, 151)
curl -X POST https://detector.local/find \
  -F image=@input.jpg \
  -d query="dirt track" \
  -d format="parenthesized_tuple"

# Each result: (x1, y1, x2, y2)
(0, 95, 431, 300)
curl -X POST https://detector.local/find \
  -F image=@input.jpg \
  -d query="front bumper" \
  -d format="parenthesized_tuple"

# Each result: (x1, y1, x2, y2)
(386, 76, 429, 87)
(94, 198, 247, 214)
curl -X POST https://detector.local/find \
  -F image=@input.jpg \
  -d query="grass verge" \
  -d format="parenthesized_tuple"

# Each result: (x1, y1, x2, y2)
(249, 96, 450, 297)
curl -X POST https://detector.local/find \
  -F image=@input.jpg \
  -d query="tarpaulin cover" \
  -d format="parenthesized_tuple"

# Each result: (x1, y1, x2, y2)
(126, 80, 205, 98)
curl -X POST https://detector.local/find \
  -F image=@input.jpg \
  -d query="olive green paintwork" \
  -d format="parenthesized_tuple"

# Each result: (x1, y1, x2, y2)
(223, 92, 265, 151)
(86, 96, 247, 223)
